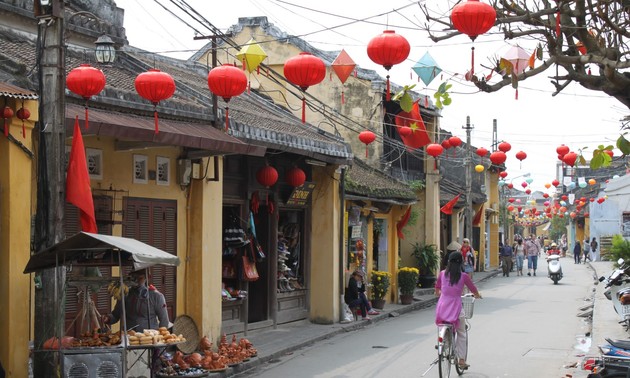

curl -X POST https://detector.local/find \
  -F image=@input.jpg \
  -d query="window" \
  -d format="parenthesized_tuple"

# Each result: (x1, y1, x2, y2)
(86, 148, 103, 180)
(133, 155, 148, 184)
(156, 156, 170, 186)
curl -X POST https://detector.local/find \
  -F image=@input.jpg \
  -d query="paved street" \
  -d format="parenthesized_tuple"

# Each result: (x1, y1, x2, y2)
(237, 258, 599, 377)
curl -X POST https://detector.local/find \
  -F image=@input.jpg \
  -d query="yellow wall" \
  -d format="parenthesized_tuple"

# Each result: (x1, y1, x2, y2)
(488, 173, 500, 268)
(310, 166, 341, 323)
(0, 98, 37, 377)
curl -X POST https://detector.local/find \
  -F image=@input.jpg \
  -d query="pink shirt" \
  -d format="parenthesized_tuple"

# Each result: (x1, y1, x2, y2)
(435, 270, 478, 328)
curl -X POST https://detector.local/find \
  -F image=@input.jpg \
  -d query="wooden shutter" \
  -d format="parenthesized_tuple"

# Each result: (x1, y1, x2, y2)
(123, 198, 177, 320)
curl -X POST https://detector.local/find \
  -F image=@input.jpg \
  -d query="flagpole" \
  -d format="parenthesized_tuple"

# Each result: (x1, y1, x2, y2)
(464, 116, 474, 248)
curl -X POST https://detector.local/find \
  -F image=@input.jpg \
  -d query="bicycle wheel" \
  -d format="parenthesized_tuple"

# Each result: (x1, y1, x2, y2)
(438, 330, 452, 378)
(455, 324, 469, 376)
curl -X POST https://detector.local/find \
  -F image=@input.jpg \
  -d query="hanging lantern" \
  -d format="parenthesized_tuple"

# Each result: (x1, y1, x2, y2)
(508, 198, 515, 203)
(515, 151, 527, 161)
(448, 136, 462, 148)
(476, 147, 488, 157)
(66, 64, 106, 130)
(16, 107, 30, 138)
(552, 179, 560, 187)
(441, 139, 452, 150)
(285, 167, 306, 188)
(358, 130, 376, 158)
(561, 195, 568, 201)
(426, 143, 444, 158)
(556, 144, 569, 157)
(563, 151, 578, 166)
(399, 126, 412, 138)
(525, 189, 531, 194)
(236, 38, 267, 94)
(507, 205, 515, 212)
(450, 0, 496, 76)
(543, 193, 549, 198)
(489, 151, 507, 165)
(590, 198, 595, 202)
(2, 106, 14, 138)
(498, 141, 512, 153)
(499, 171, 508, 178)
(588, 178, 596, 185)
(544, 183, 551, 189)
(507, 183, 514, 189)
(207, 64, 248, 131)
(284, 52, 326, 123)
(475, 164, 484, 173)
(135, 69, 176, 134)
(367, 30, 410, 101)
(256, 165, 278, 188)
(521, 182, 528, 188)
(331, 49, 356, 104)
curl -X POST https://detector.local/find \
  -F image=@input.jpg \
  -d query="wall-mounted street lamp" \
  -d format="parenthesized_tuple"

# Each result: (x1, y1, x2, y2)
(94, 34, 116, 65)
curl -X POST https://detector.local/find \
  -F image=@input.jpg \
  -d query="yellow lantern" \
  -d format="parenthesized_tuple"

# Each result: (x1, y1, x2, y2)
(475, 164, 484, 173)
(588, 178, 596, 185)
(544, 183, 551, 189)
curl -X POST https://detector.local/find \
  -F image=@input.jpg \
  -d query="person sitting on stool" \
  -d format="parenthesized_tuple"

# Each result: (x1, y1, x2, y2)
(344, 270, 371, 320)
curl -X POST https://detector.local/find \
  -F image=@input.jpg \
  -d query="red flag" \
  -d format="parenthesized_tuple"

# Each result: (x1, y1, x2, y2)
(395, 101, 431, 149)
(396, 206, 412, 239)
(473, 204, 484, 226)
(66, 116, 97, 233)
(440, 194, 461, 215)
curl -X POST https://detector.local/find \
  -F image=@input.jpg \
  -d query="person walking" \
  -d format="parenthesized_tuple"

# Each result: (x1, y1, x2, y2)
(499, 241, 514, 277)
(514, 239, 525, 276)
(583, 238, 591, 263)
(524, 235, 539, 276)
(590, 237, 599, 260)
(435, 252, 482, 369)
(460, 238, 475, 279)
(574, 240, 582, 264)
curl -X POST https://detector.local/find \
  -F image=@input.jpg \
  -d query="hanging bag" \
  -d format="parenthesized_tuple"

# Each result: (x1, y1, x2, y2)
(241, 243, 259, 281)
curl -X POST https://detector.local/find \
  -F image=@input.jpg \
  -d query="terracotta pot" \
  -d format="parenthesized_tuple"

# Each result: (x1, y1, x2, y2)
(400, 294, 414, 305)
(371, 298, 386, 310)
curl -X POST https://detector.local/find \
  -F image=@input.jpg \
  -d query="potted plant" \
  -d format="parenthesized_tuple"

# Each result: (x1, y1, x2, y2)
(398, 267, 419, 304)
(411, 242, 439, 288)
(369, 270, 391, 309)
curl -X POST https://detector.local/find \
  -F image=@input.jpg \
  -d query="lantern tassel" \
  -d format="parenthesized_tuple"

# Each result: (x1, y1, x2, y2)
(341, 90, 345, 104)
(515, 88, 519, 100)
(241, 58, 246, 71)
(556, 10, 561, 37)
(471, 46, 475, 76)
(84, 103, 89, 130)
(365, 145, 368, 158)
(225, 106, 230, 132)
(248, 81, 251, 94)
(301, 96, 306, 124)
(386, 75, 391, 101)
(425, 96, 429, 108)
(3, 119, 8, 138)
(22, 121, 25, 138)
(153, 110, 159, 134)
(257, 66, 260, 75)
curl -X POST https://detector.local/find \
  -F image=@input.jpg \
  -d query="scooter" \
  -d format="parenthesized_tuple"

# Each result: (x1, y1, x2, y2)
(600, 259, 630, 330)
(582, 338, 630, 377)
(547, 254, 563, 284)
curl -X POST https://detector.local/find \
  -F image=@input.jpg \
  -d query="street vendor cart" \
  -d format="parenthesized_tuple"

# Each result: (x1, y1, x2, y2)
(24, 232, 180, 378)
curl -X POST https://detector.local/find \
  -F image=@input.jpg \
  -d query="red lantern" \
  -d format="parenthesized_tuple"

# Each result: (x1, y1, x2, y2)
(589, 198, 595, 202)
(2, 106, 13, 138)
(499, 171, 508, 178)
(543, 193, 549, 198)
(515, 151, 527, 161)
(441, 139, 452, 150)
(367, 30, 410, 101)
(256, 165, 278, 188)
(561, 195, 568, 201)
(285, 167, 306, 188)
(552, 179, 560, 187)
(525, 189, 531, 194)
(450, 0, 496, 76)
(284, 53, 326, 123)
(605, 150, 614, 158)
(476, 147, 488, 157)
(521, 182, 528, 188)
(507, 205, 514, 212)
(399, 126, 412, 138)
(16, 107, 30, 138)
(507, 183, 514, 189)
(135, 69, 176, 134)
(207, 64, 248, 131)
(448, 136, 462, 148)
(563, 151, 578, 167)
(508, 198, 515, 203)
(358, 130, 376, 158)
(556, 144, 569, 157)
(426, 143, 444, 158)
(66, 64, 106, 130)
(498, 141, 511, 153)
(489, 151, 506, 165)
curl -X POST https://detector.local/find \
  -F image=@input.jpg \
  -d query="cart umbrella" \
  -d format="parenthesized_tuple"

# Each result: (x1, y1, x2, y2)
(24, 232, 180, 273)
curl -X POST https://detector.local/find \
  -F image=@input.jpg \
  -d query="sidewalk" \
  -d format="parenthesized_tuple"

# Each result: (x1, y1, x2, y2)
(227, 269, 500, 377)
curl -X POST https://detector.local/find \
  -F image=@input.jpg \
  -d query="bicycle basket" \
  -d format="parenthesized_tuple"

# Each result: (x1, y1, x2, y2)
(462, 296, 475, 319)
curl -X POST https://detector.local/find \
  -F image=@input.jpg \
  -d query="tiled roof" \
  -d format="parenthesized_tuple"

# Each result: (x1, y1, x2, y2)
(345, 158, 417, 203)
(0, 82, 38, 99)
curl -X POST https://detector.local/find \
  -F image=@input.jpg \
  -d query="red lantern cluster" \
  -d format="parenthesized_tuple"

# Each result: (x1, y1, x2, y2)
(284, 52, 326, 123)
(208, 64, 248, 131)
(367, 30, 410, 101)
(135, 69, 176, 134)
(66, 64, 106, 130)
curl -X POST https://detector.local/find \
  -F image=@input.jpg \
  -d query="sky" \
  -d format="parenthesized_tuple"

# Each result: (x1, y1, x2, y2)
(115, 0, 627, 192)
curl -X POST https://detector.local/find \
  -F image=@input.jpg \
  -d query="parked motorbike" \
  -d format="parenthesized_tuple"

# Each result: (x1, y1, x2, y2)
(546, 254, 563, 284)
(582, 338, 630, 377)
(600, 259, 630, 330)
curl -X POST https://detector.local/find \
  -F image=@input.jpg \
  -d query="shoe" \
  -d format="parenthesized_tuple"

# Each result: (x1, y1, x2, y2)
(362, 316, 371, 321)
(458, 362, 470, 369)
(527, 272, 531, 276)
(368, 310, 379, 315)
(533, 272, 536, 276)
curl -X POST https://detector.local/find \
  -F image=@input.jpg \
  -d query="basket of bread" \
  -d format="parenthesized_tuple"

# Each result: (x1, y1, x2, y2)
(128, 327, 186, 347)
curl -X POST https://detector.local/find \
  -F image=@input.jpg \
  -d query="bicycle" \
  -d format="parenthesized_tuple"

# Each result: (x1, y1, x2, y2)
(423, 294, 476, 378)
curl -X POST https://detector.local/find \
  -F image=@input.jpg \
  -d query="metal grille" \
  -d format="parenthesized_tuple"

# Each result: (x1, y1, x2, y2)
(97, 361, 120, 378)
(67, 363, 89, 378)
(462, 296, 475, 319)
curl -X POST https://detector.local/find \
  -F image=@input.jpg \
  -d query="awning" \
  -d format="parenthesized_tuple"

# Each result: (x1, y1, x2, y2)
(0, 82, 38, 100)
(24, 232, 180, 273)
(65, 103, 265, 157)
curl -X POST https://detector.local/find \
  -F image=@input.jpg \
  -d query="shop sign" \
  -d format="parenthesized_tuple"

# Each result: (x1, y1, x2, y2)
(286, 182, 315, 206)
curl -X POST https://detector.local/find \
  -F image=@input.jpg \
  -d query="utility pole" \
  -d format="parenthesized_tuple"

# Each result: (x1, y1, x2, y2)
(33, 1, 67, 376)
(463, 116, 474, 243)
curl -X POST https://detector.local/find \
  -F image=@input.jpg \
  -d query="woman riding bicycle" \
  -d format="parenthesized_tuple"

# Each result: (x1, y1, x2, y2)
(435, 251, 482, 369)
